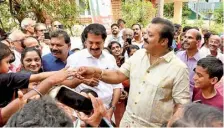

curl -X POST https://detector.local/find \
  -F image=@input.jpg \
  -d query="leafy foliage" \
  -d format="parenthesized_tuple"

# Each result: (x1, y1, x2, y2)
(213, 4, 223, 24)
(164, 2, 191, 21)
(121, 0, 156, 28)
(0, 0, 84, 33)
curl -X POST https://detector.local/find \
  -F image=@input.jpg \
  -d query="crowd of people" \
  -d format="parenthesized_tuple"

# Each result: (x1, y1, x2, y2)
(0, 16, 223, 127)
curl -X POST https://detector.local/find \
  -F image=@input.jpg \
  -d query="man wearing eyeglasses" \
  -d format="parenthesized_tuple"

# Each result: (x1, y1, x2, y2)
(52, 21, 63, 31)
(35, 23, 47, 42)
(21, 18, 36, 36)
(35, 23, 51, 56)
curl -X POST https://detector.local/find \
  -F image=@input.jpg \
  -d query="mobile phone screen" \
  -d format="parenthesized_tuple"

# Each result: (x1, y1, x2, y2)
(55, 86, 93, 114)
(44, 32, 51, 39)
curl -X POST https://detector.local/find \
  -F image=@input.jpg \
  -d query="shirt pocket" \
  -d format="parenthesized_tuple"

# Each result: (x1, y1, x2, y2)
(155, 77, 174, 101)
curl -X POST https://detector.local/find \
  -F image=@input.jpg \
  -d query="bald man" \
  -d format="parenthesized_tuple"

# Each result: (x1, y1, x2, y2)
(176, 29, 203, 98)
(22, 37, 42, 54)
(207, 35, 224, 63)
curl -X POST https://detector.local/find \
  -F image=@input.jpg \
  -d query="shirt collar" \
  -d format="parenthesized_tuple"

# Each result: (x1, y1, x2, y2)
(160, 50, 175, 62)
(84, 49, 105, 59)
(144, 49, 174, 63)
(184, 50, 201, 61)
(52, 51, 72, 62)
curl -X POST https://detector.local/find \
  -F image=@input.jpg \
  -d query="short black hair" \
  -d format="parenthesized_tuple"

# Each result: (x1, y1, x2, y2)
(108, 41, 121, 50)
(192, 26, 199, 31)
(111, 23, 119, 29)
(127, 45, 140, 56)
(6, 96, 73, 127)
(131, 23, 142, 30)
(0, 43, 13, 62)
(83, 23, 107, 41)
(197, 57, 223, 81)
(171, 103, 223, 127)
(183, 26, 192, 32)
(195, 31, 202, 41)
(117, 19, 126, 25)
(174, 23, 181, 29)
(50, 30, 71, 44)
(151, 17, 174, 48)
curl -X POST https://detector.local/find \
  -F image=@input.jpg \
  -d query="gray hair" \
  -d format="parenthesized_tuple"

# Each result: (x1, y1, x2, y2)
(21, 18, 35, 30)
(8, 29, 25, 42)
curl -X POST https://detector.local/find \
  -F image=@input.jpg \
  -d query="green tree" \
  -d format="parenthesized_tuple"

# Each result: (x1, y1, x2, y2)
(0, 0, 84, 34)
(213, 4, 223, 24)
(121, 0, 156, 27)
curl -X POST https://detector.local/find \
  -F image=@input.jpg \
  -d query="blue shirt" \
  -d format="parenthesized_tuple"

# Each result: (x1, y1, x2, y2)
(42, 51, 73, 71)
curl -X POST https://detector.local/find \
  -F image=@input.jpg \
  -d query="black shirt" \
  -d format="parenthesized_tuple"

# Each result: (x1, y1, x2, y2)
(0, 73, 31, 107)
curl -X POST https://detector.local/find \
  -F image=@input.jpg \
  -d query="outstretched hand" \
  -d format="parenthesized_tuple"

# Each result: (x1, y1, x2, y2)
(55, 67, 78, 82)
(75, 67, 98, 80)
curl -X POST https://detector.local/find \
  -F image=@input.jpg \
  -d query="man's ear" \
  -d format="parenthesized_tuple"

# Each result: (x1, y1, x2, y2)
(196, 40, 201, 48)
(160, 38, 168, 46)
(210, 77, 219, 85)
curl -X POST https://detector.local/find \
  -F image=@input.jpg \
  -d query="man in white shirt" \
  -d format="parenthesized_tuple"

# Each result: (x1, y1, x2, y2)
(206, 35, 224, 63)
(66, 23, 122, 119)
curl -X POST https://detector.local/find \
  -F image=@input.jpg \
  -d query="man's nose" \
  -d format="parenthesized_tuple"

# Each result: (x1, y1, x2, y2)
(92, 44, 98, 49)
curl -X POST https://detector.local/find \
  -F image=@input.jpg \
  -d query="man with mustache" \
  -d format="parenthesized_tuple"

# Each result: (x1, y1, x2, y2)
(105, 24, 123, 47)
(132, 23, 144, 48)
(176, 29, 203, 98)
(42, 30, 72, 71)
(203, 35, 223, 63)
(66, 23, 122, 122)
(75, 18, 190, 127)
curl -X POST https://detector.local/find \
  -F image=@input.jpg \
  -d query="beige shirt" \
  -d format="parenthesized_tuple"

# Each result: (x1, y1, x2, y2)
(119, 49, 190, 127)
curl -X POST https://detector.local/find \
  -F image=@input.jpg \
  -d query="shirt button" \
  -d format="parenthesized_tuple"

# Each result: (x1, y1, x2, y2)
(132, 121, 134, 124)
(143, 81, 145, 83)
(135, 102, 137, 104)
(138, 92, 141, 94)
(147, 70, 150, 73)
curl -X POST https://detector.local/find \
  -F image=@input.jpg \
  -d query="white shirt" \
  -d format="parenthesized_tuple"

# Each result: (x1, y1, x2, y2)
(66, 49, 123, 108)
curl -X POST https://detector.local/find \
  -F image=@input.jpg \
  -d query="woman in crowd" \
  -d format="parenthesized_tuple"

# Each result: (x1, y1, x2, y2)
(108, 41, 124, 67)
(19, 47, 43, 74)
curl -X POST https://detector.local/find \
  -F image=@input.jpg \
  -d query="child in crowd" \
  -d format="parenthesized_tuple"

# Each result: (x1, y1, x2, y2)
(0, 43, 14, 74)
(193, 57, 223, 111)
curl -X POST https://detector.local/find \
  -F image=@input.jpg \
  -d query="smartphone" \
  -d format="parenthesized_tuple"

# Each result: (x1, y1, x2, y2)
(44, 32, 51, 39)
(126, 38, 132, 45)
(55, 86, 93, 114)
